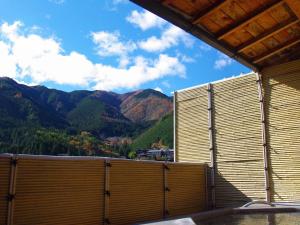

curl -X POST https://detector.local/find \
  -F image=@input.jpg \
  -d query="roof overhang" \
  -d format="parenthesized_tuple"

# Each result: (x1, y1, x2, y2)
(130, 0, 300, 72)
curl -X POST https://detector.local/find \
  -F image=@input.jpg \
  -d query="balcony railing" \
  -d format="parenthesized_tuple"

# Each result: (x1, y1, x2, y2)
(0, 154, 207, 225)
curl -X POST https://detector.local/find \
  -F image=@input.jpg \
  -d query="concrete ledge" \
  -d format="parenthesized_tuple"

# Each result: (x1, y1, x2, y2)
(192, 208, 233, 222)
(140, 208, 233, 225)
(141, 204, 300, 225)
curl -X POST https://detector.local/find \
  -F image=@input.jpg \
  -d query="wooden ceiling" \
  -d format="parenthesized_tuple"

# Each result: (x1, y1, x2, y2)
(130, 0, 300, 71)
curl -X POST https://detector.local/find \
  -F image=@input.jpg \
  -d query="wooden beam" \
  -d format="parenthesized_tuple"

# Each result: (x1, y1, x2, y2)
(237, 18, 299, 53)
(217, 0, 285, 40)
(192, 0, 227, 25)
(264, 45, 300, 66)
(253, 38, 300, 64)
(284, 0, 300, 20)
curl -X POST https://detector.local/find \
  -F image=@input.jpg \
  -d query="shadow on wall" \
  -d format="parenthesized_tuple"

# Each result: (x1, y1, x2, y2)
(213, 166, 251, 208)
(206, 166, 251, 208)
(263, 68, 300, 202)
(209, 80, 255, 208)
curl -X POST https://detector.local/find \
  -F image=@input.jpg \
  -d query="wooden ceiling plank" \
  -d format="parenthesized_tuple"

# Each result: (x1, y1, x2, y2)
(262, 42, 300, 66)
(256, 13, 278, 31)
(253, 38, 300, 63)
(217, 0, 285, 40)
(238, 18, 299, 53)
(192, 0, 228, 24)
(284, 0, 300, 19)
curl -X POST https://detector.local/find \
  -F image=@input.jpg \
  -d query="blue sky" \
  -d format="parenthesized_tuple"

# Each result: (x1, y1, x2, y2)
(0, 0, 251, 94)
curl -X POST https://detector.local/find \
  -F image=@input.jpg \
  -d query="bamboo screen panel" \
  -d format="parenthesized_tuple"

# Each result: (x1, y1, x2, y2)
(14, 156, 105, 225)
(176, 86, 210, 163)
(176, 74, 266, 208)
(167, 163, 206, 217)
(0, 155, 207, 225)
(0, 155, 10, 225)
(262, 59, 300, 202)
(109, 160, 164, 225)
(213, 74, 265, 208)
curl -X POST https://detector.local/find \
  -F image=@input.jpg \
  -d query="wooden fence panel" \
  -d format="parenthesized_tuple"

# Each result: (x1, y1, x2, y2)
(167, 163, 206, 217)
(0, 155, 207, 225)
(13, 156, 104, 225)
(108, 160, 164, 225)
(176, 86, 210, 163)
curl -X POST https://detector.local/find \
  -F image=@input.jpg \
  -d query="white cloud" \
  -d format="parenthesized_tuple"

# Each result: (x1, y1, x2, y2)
(214, 53, 233, 70)
(0, 21, 186, 91)
(92, 54, 185, 90)
(0, 41, 17, 77)
(91, 31, 137, 68)
(91, 31, 136, 57)
(11, 33, 94, 85)
(138, 25, 194, 52)
(0, 20, 22, 41)
(15, 79, 39, 87)
(126, 10, 166, 31)
(154, 87, 163, 93)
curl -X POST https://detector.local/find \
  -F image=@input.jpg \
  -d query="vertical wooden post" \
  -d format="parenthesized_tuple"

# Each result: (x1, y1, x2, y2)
(256, 73, 271, 203)
(204, 164, 209, 209)
(207, 83, 216, 208)
(173, 91, 177, 162)
(104, 160, 111, 225)
(7, 155, 18, 225)
(163, 163, 169, 218)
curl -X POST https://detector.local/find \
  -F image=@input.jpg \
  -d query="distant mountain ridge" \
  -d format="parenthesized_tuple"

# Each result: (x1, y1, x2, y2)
(0, 77, 173, 138)
(121, 89, 173, 123)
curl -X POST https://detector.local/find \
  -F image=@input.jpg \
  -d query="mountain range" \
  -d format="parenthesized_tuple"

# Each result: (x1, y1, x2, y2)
(0, 77, 173, 156)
